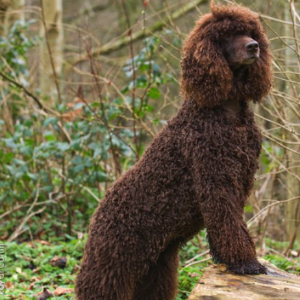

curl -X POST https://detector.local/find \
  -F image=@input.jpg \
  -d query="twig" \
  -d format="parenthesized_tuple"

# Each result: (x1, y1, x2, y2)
(58, 171, 101, 203)
(71, 65, 156, 137)
(120, 0, 139, 158)
(0, 200, 55, 220)
(248, 195, 300, 228)
(8, 186, 45, 242)
(0, 68, 73, 143)
(184, 250, 210, 265)
(182, 257, 211, 269)
(0, 69, 54, 113)
(7, 206, 46, 242)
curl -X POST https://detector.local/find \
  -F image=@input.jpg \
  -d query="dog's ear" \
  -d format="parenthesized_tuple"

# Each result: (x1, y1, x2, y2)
(181, 19, 233, 107)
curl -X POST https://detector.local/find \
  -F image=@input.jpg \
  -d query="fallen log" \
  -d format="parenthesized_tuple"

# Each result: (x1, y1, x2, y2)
(188, 259, 300, 300)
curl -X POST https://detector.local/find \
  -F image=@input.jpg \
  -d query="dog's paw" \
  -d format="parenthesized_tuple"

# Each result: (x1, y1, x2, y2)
(228, 261, 267, 275)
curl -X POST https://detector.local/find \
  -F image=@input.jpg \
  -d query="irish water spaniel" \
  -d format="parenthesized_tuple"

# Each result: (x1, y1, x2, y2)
(76, 3, 272, 300)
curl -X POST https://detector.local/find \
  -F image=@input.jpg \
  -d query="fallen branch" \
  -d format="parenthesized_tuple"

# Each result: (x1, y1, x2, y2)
(73, 0, 207, 64)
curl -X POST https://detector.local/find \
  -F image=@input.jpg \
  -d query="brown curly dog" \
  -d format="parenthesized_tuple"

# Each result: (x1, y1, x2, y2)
(75, 3, 272, 300)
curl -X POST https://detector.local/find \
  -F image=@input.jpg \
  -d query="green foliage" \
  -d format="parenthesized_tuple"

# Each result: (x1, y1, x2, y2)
(177, 234, 210, 300)
(0, 20, 36, 78)
(4, 240, 84, 299)
(177, 267, 202, 300)
(264, 254, 300, 274)
(265, 238, 291, 251)
(0, 23, 176, 240)
(260, 139, 284, 173)
(0, 112, 120, 237)
(262, 238, 300, 274)
(122, 37, 175, 121)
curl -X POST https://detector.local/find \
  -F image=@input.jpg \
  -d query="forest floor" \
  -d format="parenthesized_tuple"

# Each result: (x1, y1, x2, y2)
(2, 236, 300, 300)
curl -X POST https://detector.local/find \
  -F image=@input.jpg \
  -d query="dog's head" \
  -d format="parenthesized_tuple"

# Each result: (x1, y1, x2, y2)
(181, 3, 272, 107)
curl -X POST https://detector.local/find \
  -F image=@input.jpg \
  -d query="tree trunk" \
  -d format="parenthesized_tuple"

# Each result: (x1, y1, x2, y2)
(39, 0, 63, 104)
(0, 0, 24, 134)
(0, 0, 9, 35)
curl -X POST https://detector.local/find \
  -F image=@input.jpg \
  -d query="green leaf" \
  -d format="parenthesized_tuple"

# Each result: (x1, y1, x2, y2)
(43, 117, 58, 127)
(72, 155, 82, 165)
(4, 152, 14, 163)
(56, 142, 70, 152)
(148, 87, 160, 99)
(73, 164, 85, 173)
(44, 135, 56, 142)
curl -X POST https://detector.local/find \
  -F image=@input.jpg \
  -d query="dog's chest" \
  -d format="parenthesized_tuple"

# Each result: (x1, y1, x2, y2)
(225, 118, 261, 158)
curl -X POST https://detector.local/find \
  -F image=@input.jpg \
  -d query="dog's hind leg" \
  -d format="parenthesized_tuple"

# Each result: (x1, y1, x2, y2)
(133, 243, 179, 300)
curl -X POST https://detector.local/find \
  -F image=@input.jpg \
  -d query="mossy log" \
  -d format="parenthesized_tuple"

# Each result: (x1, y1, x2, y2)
(188, 259, 300, 300)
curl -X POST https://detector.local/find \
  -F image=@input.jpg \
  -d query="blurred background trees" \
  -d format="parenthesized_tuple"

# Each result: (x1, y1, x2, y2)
(0, 0, 300, 297)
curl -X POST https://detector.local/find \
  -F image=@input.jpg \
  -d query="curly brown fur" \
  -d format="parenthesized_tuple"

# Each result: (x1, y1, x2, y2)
(76, 3, 272, 300)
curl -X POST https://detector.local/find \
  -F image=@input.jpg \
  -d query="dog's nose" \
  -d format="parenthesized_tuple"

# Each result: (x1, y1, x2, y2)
(246, 41, 259, 52)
